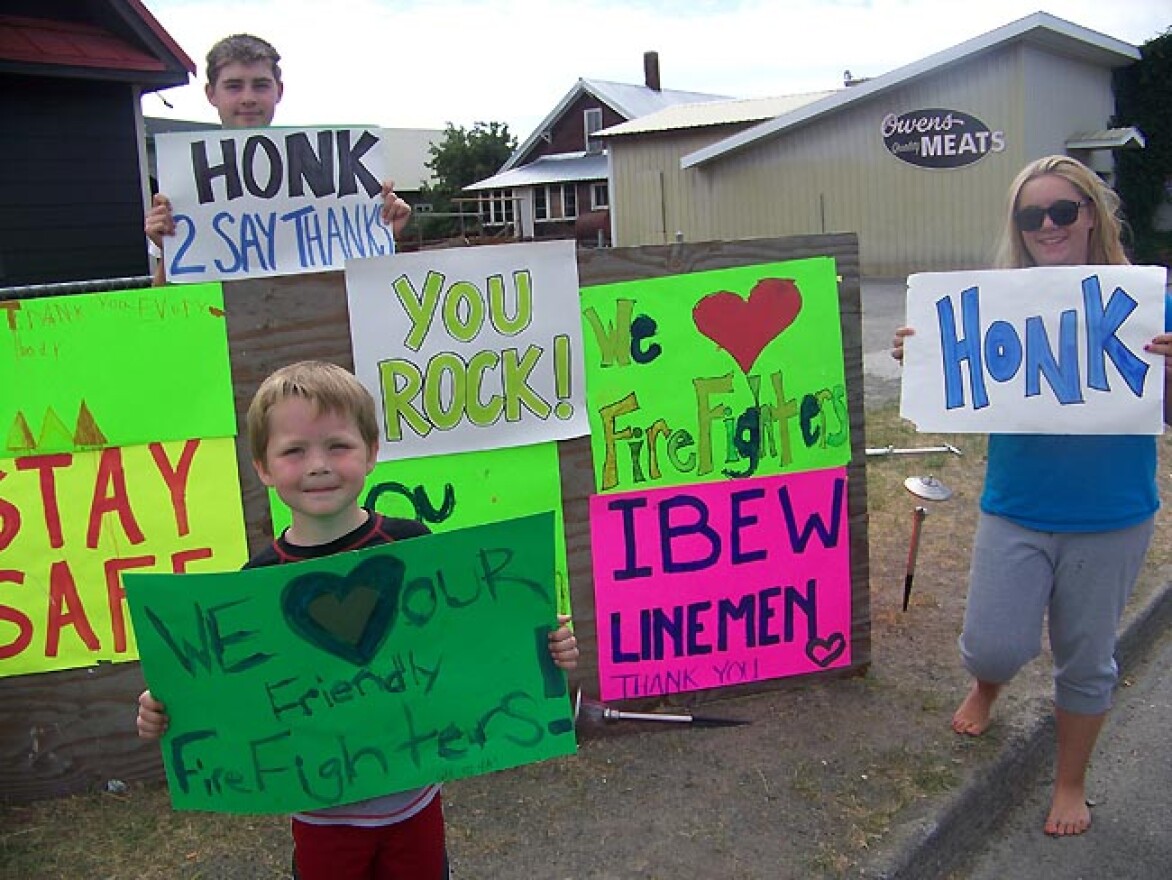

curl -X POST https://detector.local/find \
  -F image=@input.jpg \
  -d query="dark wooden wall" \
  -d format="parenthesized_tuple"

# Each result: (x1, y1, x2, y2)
(520, 92, 626, 164)
(0, 233, 867, 804)
(0, 75, 150, 287)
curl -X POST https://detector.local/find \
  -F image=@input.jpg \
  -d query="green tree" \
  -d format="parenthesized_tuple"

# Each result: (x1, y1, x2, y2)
(418, 122, 517, 240)
(1112, 27, 1172, 264)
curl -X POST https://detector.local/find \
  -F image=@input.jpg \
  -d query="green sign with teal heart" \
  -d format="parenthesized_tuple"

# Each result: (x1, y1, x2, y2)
(124, 513, 576, 814)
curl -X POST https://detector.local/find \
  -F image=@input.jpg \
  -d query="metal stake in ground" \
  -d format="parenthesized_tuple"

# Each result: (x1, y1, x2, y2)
(903, 505, 928, 611)
(900, 474, 954, 610)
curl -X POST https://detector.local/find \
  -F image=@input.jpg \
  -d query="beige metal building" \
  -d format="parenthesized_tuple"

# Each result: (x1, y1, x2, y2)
(600, 12, 1144, 278)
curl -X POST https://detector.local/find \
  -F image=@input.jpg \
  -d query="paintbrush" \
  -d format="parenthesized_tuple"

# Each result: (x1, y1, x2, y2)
(573, 688, 750, 728)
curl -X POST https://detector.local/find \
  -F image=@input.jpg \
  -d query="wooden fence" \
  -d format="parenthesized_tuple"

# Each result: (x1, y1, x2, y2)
(0, 233, 868, 804)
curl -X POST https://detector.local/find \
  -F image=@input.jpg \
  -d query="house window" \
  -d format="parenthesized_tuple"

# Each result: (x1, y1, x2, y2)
(534, 184, 578, 222)
(591, 183, 609, 210)
(585, 107, 603, 152)
(480, 190, 514, 225)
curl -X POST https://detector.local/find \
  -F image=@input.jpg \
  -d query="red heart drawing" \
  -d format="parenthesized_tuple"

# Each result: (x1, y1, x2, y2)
(692, 278, 803, 373)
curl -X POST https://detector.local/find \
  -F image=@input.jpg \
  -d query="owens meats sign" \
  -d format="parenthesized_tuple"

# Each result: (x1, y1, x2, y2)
(882, 108, 1005, 169)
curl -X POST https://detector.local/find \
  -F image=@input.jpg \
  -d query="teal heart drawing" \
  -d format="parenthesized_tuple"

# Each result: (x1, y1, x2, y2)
(281, 555, 405, 666)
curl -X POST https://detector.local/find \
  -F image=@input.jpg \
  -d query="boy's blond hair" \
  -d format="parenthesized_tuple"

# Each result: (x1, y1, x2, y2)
(205, 33, 282, 88)
(247, 361, 379, 464)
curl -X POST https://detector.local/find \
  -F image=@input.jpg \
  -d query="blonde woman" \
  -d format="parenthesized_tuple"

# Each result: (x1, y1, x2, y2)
(893, 155, 1172, 836)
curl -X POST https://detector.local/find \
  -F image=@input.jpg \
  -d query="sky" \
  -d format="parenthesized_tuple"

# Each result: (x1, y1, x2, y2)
(140, 0, 1170, 141)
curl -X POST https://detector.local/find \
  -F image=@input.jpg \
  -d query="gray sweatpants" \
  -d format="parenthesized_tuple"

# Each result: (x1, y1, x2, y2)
(958, 512, 1154, 715)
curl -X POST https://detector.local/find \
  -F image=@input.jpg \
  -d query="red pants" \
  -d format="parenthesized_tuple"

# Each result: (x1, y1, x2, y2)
(291, 794, 448, 880)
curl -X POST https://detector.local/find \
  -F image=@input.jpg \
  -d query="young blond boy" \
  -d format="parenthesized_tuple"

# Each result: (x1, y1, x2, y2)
(137, 360, 579, 879)
(146, 35, 411, 286)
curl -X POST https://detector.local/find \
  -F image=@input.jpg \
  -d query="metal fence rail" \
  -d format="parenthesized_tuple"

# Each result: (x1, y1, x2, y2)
(0, 275, 153, 301)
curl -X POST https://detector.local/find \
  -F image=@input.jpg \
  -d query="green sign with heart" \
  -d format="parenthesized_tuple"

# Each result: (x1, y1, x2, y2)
(579, 257, 849, 494)
(124, 512, 576, 814)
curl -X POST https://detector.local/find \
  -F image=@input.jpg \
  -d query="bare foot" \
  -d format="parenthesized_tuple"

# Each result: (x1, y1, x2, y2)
(951, 681, 1000, 736)
(1044, 783, 1091, 836)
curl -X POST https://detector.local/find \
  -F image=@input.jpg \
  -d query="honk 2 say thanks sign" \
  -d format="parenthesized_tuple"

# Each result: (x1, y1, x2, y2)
(156, 127, 398, 283)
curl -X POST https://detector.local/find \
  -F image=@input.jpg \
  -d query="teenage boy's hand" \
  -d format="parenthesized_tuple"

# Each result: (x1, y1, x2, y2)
(380, 181, 412, 238)
(145, 194, 176, 249)
(548, 614, 579, 670)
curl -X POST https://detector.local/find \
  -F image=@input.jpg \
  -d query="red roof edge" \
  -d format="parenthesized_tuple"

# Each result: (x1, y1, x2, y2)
(124, 0, 195, 74)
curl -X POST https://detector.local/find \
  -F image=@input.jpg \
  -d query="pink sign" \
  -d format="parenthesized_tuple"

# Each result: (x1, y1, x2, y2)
(589, 468, 851, 700)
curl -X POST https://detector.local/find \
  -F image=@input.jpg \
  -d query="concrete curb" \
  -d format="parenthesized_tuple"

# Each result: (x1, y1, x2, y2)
(864, 577, 1172, 880)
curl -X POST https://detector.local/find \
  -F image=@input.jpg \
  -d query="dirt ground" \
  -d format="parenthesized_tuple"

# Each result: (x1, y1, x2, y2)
(4, 401, 1171, 880)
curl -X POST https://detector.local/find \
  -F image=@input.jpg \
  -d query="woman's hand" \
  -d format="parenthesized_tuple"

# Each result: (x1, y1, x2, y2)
(891, 326, 915, 364)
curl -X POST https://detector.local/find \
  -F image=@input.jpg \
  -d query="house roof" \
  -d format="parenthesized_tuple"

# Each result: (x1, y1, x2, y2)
(501, 77, 728, 172)
(1066, 127, 1146, 150)
(0, 16, 163, 70)
(599, 91, 838, 137)
(466, 152, 609, 192)
(681, 11, 1140, 170)
(587, 78, 730, 121)
(0, 0, 193, 90)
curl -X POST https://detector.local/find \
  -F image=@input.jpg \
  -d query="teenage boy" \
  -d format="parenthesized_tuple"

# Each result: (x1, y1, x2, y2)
(146, 34, 412, 286)
(137, 360, 579, 879)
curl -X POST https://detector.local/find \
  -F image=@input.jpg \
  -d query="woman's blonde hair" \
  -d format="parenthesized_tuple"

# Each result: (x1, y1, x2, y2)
(993, 154, 1129, 269)
(247, 361, 378, 464)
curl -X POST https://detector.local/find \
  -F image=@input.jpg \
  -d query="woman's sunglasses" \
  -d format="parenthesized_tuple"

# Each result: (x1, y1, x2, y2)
(1013, 199, 1089, 233)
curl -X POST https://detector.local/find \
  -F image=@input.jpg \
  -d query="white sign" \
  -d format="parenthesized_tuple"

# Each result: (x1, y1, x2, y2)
(900, 265, 1168, 434)
(346, 240, 590, 461)
(156, 127, 395, 283)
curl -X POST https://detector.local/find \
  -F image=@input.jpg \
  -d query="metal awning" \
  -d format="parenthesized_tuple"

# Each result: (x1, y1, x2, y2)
(1065, 127, 1146, 150)
(465, 152, 608, 192)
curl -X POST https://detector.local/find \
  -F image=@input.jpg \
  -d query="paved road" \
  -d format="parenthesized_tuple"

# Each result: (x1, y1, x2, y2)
(959, 624, 1172, 879)
(860, 279, 906, 408)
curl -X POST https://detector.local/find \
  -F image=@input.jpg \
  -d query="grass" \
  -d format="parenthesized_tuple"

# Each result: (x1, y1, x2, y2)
(0, 787, 289, 880)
